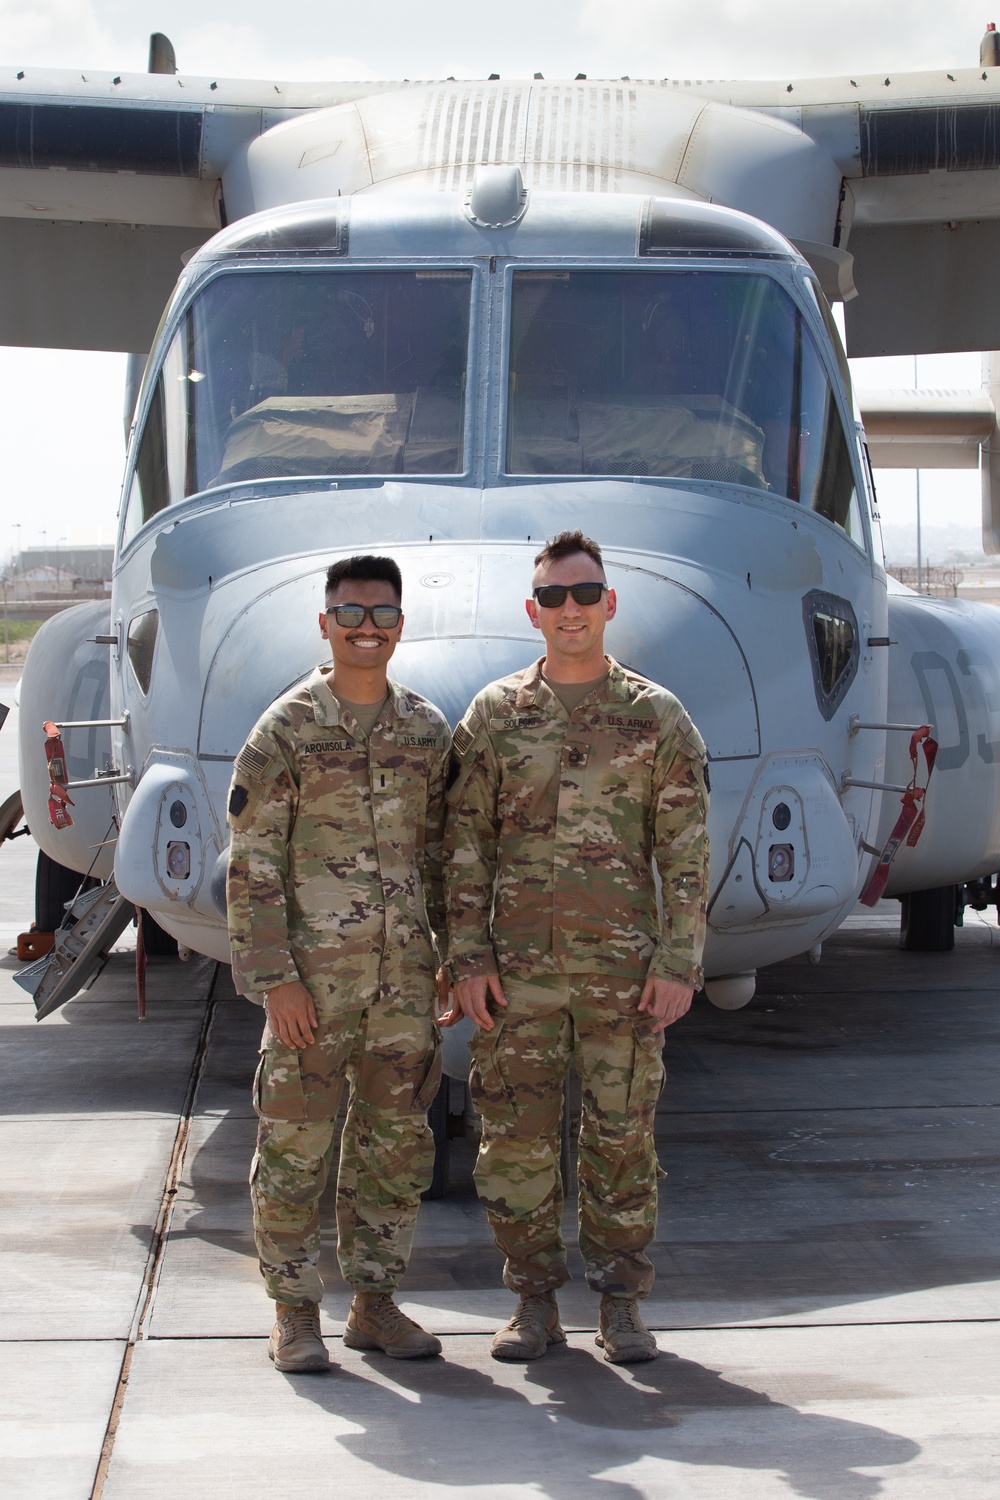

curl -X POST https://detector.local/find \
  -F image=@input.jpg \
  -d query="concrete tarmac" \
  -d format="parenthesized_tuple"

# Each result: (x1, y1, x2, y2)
(1, 676, 998, 1498)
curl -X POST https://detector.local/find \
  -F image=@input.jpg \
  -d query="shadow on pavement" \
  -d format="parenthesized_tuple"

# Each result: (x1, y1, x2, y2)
(283, 1341, 919, 1500)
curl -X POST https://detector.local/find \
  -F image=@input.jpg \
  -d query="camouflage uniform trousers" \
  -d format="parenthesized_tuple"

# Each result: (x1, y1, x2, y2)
(250, 996, 442, 1305)
(470, 973, 665, 1299)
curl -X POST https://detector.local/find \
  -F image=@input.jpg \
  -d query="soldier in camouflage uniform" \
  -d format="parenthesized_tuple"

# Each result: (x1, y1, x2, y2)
(443, 531, 709, 1365)
(227, 555, 450, 1373)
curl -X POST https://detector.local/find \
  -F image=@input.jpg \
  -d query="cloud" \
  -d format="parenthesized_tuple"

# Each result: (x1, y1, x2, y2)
(172, 23, 376, 83)
(0, 5, 377, 82)
(0, 0, 126, 70)
(578, 0, 993, 80)
(3, 0, 994, 84)
(0, 348, 127, 548)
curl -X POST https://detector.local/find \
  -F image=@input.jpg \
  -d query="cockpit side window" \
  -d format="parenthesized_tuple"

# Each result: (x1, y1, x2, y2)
(121, 267, 473, 535)
(505, 269, 863, 544)
(130, 377, 168, 527)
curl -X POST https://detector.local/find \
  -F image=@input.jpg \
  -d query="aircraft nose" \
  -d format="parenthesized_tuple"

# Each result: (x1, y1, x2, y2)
(389, 635, 537, 727)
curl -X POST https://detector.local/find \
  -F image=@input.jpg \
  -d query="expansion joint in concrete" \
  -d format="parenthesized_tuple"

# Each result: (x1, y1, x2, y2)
(89, 961, 223, 1499)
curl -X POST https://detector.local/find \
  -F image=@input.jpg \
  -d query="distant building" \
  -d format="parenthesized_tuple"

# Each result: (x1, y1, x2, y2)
(17, 544, 113, 581)
(6, 546, 113, 603)
(11, 545, 113, 597)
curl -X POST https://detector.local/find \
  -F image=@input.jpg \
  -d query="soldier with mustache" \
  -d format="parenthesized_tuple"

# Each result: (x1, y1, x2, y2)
(228, 554, 449, 1373)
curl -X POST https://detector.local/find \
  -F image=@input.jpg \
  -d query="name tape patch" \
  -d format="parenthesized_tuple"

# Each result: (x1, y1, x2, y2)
(490, 715, 545, 731)
(604, 716, 657, 731)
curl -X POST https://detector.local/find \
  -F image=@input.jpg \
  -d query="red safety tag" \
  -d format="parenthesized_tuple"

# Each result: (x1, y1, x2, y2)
(859, 725, 937, 907)
(43, 720, 75, 831)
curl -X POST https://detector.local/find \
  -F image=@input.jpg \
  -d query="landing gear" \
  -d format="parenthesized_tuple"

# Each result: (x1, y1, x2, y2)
(963, 874, 1000, 917)
(137, 908, 179, 957)
(426, 1081, 451, 1200)
(899, 885, 959, 952)
(0, 790, 27, 848)
(34, 850, 97, 933)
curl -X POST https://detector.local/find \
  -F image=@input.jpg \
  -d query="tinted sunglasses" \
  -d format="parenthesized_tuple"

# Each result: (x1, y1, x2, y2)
(532, 582, 607, 608)
(326, 604, 402, 629)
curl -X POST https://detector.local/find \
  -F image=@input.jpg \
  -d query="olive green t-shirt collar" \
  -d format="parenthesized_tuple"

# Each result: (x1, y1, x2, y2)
(542, 670, 610, 716)
(308, 665, 407, 731)
(514, 655, 632, 712)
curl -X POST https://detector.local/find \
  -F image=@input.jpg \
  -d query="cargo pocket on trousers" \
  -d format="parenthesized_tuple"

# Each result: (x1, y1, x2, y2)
(469, 1019, 519, 1129)
(253, 1045, 308, 1122)
(626, 1024, 665, 1116)
(413, 1030, 444, 1113)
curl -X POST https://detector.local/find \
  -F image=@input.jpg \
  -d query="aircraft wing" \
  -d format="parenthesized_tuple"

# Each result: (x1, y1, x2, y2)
(700, 69, 1000, 358)
(0, 68, 400, 353)
(2, 58, 1000, 356)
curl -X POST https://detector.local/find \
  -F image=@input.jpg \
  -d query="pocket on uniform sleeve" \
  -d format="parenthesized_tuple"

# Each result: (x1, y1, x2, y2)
(253, 1044, 308, 1122)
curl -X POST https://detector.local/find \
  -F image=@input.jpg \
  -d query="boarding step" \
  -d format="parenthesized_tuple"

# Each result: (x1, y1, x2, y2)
(14, 879, 136, 1020)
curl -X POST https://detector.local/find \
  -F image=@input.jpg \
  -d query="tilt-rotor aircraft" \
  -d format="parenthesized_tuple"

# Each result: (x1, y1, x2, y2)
(6, 29, 1000, 1023)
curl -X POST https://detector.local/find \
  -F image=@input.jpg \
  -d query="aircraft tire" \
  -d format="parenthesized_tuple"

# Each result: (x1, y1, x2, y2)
(138, 909, 179, 957)
(34, 850, 93, 933)
(899, 886, 957, 952)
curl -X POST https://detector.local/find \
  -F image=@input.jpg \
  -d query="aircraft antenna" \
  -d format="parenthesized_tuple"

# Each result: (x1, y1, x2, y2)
(148, 32, 177, 75)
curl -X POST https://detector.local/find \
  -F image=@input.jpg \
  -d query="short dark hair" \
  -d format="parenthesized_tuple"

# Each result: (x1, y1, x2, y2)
(325, 554, 402, 602)
(534, 530, 604, 572)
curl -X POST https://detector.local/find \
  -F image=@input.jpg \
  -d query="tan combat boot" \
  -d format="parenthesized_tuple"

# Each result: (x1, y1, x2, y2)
(595, 1294, 659, 1364)
(491, 1291, 567, 1361)
(343, 1291, 442, 1359)
(268, 1300, 330, 1373)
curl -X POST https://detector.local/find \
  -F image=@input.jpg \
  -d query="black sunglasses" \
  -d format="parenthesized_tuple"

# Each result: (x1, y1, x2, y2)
(326, 603, 402, 629)
(533, 582, 607, 608)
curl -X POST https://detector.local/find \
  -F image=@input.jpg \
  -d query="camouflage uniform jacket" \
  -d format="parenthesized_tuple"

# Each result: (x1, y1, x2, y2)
(446, 655, 709, 987)
(227, 665, 450, 1014)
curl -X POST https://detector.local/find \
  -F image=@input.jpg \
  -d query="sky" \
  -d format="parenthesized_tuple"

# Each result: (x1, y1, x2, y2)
(0, 0, 996, 562)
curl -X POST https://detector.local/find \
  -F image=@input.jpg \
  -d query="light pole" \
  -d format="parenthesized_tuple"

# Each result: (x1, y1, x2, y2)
(9, 523, 20, 621)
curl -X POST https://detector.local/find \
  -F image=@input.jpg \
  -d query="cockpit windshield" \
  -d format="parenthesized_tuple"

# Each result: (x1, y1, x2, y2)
(505, 269, 861, 539)
(124, 269, 471, 534)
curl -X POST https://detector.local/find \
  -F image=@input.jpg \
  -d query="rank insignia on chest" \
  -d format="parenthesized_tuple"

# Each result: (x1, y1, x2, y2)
(372, 768, 396, 793)
(564, 744, 590, 767)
